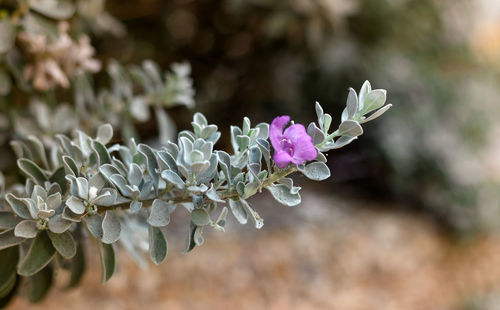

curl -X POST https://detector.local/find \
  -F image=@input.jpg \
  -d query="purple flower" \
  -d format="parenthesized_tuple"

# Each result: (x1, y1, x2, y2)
(270, 115, 317, 169)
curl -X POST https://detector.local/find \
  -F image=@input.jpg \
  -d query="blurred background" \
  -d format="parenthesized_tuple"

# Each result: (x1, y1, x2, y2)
(9, 0, 500, 309)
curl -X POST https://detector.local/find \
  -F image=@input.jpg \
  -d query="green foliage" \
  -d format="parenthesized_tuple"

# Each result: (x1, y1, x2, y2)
(0, 0, 393, 304)
(0, 82, 389, 303)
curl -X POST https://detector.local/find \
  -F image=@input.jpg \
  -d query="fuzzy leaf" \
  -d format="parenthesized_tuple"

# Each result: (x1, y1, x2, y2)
(14, 220, 38, 239)
(346, 88, 358, 119)
(191, 209, 211, 226)
(17, 159, 46, 185)
(193, 226, 204, 246)
(84, 214, 103, 239)
(183, 222, 197, 254)
(47, 214, 72, 234)
(18, 231, 55, 276)
(93, 141, 111, 165)
(110, 174, 132, 197)
(98, 242, 115, 283)
(62, 206, 83, 222)
(127, 163, 143, 186)
(240, 199, 264, 229)
(360, 104, 392, 123)
(47, 231, 76, 259)
(266, 184, 301, 207)
(161, 170, 185, 189)
(0, 246, 18, 296)
(129, 200, 142, 213)
(338, 120, 363, 137)
(301, 162, 331, 181)
(148, 199, 170, 227)
(334, 136, 357, 149)
(96, 124, 113, 144)
(363, 89, 387, 114)
(0, 229, 25, 250)
(307, 123, 325, 145)
(0, 212, 17, 230)
(26, 265, 53, 303)
(66, 196, 85, 215)
(138, 144, 159, 190)
(67, 242, 85, 288)
(227, 199, 248, 224)
(101, 211, 121, 244)
(206, 185, 224, 203)
(148, 226, 167, 265)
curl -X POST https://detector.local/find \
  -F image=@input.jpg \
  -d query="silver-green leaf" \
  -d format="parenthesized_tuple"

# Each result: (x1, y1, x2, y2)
(47, 231, 76, 259)
(265, 184, 301, 207)
(301, 162, 331, 181)
(147, 199, 170, 227)
(101, 211, 121, 244)
(148, 226, 167, 265)
(18, 231, 55, 276)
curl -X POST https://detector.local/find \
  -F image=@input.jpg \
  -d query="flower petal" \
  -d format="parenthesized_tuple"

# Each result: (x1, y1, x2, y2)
(273, 151, 294, 169)
(283, 124, 317, 163)
(283, 123, 309, 145)
(292, 137, 317, 163)
(270, 115, 290, 152)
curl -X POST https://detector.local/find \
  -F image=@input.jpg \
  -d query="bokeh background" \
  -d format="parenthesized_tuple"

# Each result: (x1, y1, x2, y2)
(10, 0, 500, 309)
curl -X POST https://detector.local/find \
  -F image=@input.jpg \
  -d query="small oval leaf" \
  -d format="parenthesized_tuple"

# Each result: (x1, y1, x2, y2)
(18, 231, 55, 276)
(47, 231, 76, 259)
(148, 226, 167, 265)
(101, 211, 121, 244)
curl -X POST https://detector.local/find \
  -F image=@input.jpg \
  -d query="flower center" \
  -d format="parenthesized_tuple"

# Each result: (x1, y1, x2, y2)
(37, 218, 48, 230)
(280, 138, 294, 156)
(86, 203, 98, 216)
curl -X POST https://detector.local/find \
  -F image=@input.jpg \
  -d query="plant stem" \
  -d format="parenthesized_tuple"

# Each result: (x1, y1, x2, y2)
(97, 166, 297, 214)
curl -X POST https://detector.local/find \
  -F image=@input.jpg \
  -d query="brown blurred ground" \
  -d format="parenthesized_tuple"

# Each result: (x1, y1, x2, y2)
(8, 190, 500, 310)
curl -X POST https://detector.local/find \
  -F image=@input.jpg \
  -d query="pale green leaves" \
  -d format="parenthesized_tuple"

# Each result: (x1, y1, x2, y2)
(161, 170, 185, 189)
(47, 231, 76, 259)
(315, 81, 391, 152)
(148, 226, 167, 265)
(228, 199, 248, 224)
(26, 265, 53, 303)
(17, 159, 47, 185)
(148, 199, 170, 227)
(0, 229, 25, 250)
(83, 211, 121, 244)
(6, 194, 32, 219)
(338, 120, 363, 137)
(300, 162, 331, 181)
(47, 214, 73, 233)
(18, 232, 55, 277)
(101, 211, 121, 244)
(0, 79, 392, 295)
(96, 124, 114, 145)
(349, 81, 392, 124)
(67, 243, 85, 288)
(14, 220, 38, 239)
(0, 212, 18, 230)
(191, 209, 211, 226)
(98, 242, 115, 283)
(266, 182, 301, 207)
(191, 112, 221, 142)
